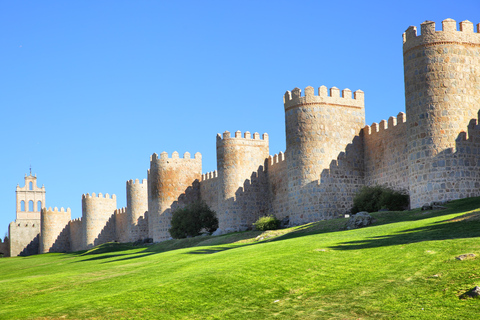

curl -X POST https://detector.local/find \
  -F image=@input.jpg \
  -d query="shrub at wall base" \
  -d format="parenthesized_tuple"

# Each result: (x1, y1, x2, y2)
(169, 202, 218, 239)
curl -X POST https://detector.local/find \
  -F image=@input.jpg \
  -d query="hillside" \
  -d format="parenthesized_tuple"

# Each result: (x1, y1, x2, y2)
(1, 197, 479, 319)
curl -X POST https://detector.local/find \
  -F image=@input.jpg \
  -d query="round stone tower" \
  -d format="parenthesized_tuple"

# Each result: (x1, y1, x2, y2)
(40, 207, 71, 253)
(216, 130, 269, 230)
(82, 193, 117, 249)
(148, 151, 202, 242)
(126, 179, 148, 242)
(284, 86, 365, 224)
(403, 19, 480, 207)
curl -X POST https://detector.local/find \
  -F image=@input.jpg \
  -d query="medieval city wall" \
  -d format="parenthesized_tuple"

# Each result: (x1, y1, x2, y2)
(363, 113, 409, 191)
(425, 113, 480, 201)
(314, 136, 365, 219)
(115, 207, 129, 243)
(10, 19, 480, 256)
(40, 207, 71, 253)
(69, 218, 83, 252)
(200, 170, 220, 213)
(266, 152, 288, 219)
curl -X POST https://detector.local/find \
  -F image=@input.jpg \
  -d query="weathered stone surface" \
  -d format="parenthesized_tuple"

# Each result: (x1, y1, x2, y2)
(211, 229, 224, 236)
(469, 286, 480, 297)
(456, 253, 476, 261)
(460, 286, 480, 299)
(422, 204, 432, 211)
(346, 212, 373, 230)
(280, 216, 290, 228)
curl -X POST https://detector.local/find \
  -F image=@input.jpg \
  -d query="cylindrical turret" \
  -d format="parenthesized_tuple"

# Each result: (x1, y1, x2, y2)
(148, 152, 202, 242)
(82, 193, 117, 249)
(126, 179, 148, 242)
(284, 86, 365, 223)
(40, 207, 71, 253)
(403, 19, 480, 207)
(216, 130, 269, 230)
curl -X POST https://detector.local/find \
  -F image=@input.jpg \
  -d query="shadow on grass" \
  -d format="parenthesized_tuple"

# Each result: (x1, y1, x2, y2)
(79, 253, 132, 262)
(329, 211, 480, 251)
(71, 197, 480, 260)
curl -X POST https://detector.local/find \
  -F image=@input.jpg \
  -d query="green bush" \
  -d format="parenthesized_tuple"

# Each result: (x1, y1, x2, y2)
(253, 216, 280, 231)
(169, 201, 218, 239)
(352, 185, 409, 213)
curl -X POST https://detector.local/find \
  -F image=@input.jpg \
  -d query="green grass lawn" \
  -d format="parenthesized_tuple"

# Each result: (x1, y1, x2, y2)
(1, 197, 479, 319)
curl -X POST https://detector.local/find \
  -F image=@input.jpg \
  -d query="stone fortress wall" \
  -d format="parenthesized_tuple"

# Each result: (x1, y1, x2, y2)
(5, 19, 480, 256)
(363, 112, 409, 190)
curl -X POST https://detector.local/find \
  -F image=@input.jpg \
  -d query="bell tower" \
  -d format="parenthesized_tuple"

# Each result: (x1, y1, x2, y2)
(9, 172, 46, 256)
(15, 173, 46, 220)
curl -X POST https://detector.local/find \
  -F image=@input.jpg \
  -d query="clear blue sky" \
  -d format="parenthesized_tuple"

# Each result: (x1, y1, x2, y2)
(1, 0, 479, 237)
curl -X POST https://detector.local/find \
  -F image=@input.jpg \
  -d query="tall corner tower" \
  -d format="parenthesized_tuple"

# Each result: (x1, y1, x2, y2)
(148, 152, 202, 242)
(216, 130, 269, 230)
(284, 86, 365, 223)
(10, 173, 46, 256)
(403, 19, 480, 207)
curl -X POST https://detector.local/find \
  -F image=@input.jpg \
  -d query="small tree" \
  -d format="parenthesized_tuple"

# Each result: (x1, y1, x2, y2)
(169, 201, 218, 239)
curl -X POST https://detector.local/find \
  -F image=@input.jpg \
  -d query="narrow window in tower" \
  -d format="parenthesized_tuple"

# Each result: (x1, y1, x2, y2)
(29, 182, 33, 190)
(37, 201, 42, 212)
(20, 201, 25, 211)
(28, 200, 34, 212)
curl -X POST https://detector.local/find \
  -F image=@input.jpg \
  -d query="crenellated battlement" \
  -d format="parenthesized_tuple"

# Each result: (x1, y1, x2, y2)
(268, 151, 286, 167)
(216, 131, 269, 142)
(284, 86, 364, 110)
(201, 170, 218, 181)
(44, 207, 71, 213)
(403, 19, 480, 52)
(115, 207, 127, 215)
(127, 178, 147, 186)
(70, 217, 82, 223)
(150, 151, 202, 161)
(82, 192, 116, 200)
(363, 112, 407, 136)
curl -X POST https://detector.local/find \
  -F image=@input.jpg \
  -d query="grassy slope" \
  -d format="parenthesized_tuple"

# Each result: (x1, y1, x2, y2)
(0, 197, 479, 319)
